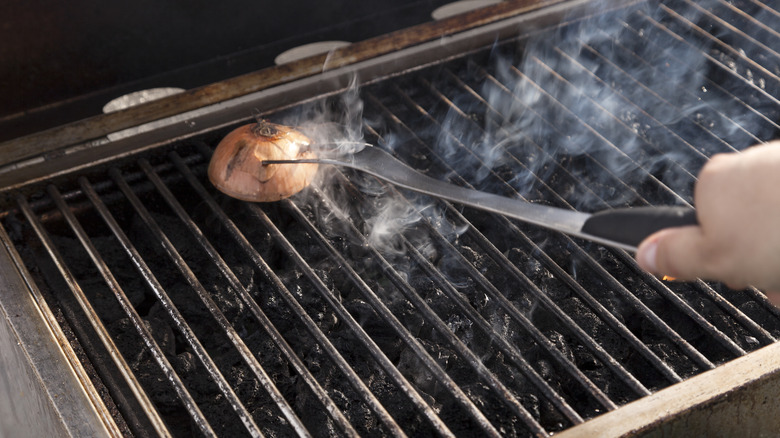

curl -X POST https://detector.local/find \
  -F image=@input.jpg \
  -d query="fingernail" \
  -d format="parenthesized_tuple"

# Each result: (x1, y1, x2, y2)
(638, 240, 658, 273)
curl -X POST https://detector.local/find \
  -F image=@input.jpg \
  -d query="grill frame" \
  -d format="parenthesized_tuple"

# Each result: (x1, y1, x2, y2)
(3, 1, 774, 436)
(0, 0, 583, 172)
(0, 0, 623, 194)
(557, 340, 780, 437)
(0, 220, 118, 437)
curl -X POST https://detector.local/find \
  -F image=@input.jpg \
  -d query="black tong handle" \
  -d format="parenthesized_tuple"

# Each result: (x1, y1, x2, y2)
(581, 206, 698, 248)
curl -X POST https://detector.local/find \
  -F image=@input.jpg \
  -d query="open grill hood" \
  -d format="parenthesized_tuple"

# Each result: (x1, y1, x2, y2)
(1, 0, 780, 436)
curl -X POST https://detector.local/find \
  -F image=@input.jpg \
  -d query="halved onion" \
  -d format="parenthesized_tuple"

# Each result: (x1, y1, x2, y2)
(208, 121, 319, 202)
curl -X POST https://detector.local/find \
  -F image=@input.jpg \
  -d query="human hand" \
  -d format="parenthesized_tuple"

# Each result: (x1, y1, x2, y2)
(635, 142, 780, 305)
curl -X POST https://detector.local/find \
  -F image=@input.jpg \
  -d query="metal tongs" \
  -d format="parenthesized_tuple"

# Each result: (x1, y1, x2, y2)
(263, 146, 697, 251)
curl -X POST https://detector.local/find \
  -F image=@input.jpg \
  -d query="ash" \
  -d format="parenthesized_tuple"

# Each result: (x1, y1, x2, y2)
(6, 0, 780, 436)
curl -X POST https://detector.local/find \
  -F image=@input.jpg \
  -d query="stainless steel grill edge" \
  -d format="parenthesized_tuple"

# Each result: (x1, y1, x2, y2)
(1, 0, 780, 436)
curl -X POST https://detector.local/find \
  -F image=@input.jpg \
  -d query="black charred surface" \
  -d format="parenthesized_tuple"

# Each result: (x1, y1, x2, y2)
(3, 0, 780, 436)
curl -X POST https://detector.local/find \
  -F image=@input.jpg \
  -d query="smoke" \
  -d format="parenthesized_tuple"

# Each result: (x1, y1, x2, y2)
(273, 0, 779, 271)
(282, 75, 367, 156)
(269, 75, 451, 265)
(463, 0, 779, 210)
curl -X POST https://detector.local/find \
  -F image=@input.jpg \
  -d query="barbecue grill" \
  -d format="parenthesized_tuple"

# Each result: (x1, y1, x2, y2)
(2, 0, 780, 436)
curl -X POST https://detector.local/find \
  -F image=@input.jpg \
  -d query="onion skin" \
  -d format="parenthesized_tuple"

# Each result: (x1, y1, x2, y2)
(208, 121, 319, 202)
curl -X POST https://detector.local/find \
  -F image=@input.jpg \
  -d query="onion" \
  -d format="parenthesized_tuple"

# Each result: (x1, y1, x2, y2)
(208, 121, 319, 202)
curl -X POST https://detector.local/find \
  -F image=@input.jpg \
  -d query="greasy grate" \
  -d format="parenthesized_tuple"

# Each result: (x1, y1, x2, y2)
(3, 0, 780, 436)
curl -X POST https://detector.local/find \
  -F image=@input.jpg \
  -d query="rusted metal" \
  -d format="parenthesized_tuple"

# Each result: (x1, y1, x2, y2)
(1, 0, 780, 436)
(0, 0, 566, 168)
(555, 341, 780, 437)
(21, 188, 172, 437)
(0, 211, 122, 437)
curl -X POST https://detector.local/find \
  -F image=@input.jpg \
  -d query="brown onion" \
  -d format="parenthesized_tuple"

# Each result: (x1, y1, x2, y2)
(208, 121, 319, 202)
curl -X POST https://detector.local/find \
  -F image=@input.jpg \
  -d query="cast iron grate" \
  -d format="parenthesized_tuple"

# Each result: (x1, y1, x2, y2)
(2, 0, 780, 436)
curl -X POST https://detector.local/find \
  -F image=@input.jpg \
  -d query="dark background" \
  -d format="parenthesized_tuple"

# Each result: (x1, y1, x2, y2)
(0, 0, 451, 141)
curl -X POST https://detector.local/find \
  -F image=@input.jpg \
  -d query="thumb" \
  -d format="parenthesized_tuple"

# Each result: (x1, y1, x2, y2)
(635, 226, 709, 280)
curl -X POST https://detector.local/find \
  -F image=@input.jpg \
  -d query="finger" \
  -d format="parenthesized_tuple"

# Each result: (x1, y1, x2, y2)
(636, 226, 710, 280)
(763, 291, 780, 307)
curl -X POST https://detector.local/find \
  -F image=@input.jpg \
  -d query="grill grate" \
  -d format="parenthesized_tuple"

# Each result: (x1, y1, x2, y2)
(2, 0, 780, 436)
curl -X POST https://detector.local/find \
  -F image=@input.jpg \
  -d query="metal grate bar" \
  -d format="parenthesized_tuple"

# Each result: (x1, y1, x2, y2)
(246, 197, 517, 437)
(676, 0, 780, 79)
(714, 0, 780, 42)
(21, 187, 216, 436)
(379, 83, 704, 380)
(108, 166, 310, 437)
(475, 37, 777, 345)
(135, 158, 360, 437)
(421, 73, 718, 373)
(745, 285, 780, 319)
(585, 27, 765, 147)
(403, 229, 586, 425)
(635, 9, 780, 113)
(16, 193, 171, 437)
(366, 91, 653, 398)
(4, 2, 780, 436)
(22, 187, 173, 437)
(358, 119, 621, 412)
(285, 184, 548, 436)
(749, 0, 780, 19)
(497, 22, 778, 349)
(545, 44, 736, 158)
(278, 186, 528, 436)
(280, 188, 520, 436)
(394, 78, 682, 379)
(468, 65, 749, 357)
(692, 280, 775, 344)
(618, 17, 780, 136)
(506, 64, 691, 206)
(168, 150, 409, 438)
(337, 142, 603, 417)
(78, 175, 263, 437)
